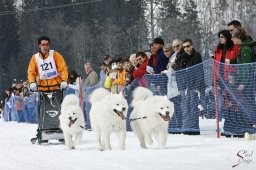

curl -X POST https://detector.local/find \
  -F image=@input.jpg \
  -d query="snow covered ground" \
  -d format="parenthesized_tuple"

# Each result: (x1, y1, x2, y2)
(0, 118, 255, 170)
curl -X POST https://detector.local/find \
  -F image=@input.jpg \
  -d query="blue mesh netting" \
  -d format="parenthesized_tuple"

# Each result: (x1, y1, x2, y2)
(213, 60, 256, 135)
(3, 59, 256, 136)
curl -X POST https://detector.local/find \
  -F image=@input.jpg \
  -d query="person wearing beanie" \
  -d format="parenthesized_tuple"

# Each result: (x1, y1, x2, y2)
(150, 37, 169, 98)
(151, 37, 169, 74)
(152, 37, 164, 46)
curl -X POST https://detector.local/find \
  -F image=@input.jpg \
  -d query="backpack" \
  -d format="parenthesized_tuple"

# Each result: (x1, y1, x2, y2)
(250, 41, 256, 62)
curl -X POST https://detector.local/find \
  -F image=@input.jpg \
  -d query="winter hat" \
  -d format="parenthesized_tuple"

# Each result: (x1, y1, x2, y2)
(152, 37, 164, 45)
(218, 29, 232, 41)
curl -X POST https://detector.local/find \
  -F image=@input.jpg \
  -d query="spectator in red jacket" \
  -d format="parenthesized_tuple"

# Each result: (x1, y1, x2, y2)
(133, 52, 148, 78)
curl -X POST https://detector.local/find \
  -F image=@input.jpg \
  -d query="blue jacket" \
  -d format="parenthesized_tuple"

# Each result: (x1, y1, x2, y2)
(154, 49, 169, 74)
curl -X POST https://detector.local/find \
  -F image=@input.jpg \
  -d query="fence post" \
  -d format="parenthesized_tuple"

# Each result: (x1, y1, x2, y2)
(212, 59, 220, 138)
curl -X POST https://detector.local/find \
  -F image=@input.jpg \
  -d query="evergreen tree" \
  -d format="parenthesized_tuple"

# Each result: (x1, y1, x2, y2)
(0, 0, 19, 90)
(181, 0, 201, 50)
(159, 0, 183, 43)
(159, 0, 181, 18)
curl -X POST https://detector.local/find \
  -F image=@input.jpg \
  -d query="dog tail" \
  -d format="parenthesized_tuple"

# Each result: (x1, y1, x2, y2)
(131, 86, 153, 107)
(61, 94, 79, 107)
(89, 88, 110, 104)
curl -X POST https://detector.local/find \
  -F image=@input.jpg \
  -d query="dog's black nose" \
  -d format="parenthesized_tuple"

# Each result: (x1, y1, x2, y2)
(166, 111, 169, 115)
(122, 107, 126, 111)
(69, 116, 72, 120)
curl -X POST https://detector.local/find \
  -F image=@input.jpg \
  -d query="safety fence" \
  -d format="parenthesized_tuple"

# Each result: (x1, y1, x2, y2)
(2, 59, 256, 136)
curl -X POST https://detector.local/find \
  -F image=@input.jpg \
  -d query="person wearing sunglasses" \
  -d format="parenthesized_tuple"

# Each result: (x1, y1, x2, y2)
(27, 36, 68, 92)
(214, 30, 240, 125)
(180, 39, 205, 135)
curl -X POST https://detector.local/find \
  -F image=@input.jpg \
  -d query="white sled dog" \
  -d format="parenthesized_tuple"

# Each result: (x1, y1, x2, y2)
(130, 87, 174, 149)
(89, 88, 128, 151)
(59, 94, 85, 149)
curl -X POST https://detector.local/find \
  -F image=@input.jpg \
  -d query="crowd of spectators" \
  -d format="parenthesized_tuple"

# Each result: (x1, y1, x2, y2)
(1, 20, 255, 137)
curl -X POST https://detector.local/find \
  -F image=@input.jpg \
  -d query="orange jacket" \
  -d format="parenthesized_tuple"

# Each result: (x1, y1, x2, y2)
(113, 69, 126, 86)
(27, 50, 68, 91)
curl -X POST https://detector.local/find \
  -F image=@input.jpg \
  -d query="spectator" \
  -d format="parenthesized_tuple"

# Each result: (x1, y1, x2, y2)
(222, 71, 253, 137)
(163, 44, 175, 70)
(162, 42, 181, 134)
(14, 91, 25, 123)
(112, 58, 127, 92)
(104, 64, 116, 93)
(152, 37, 169, 74)
(99, 63, 107, 87)
(84, 63, 99, 130)
(227, 20, 242, 35)
(129, 53, 139, 69)
(3, 88, 12, 121)
(103, 54, 112, 65)
(66, 69, 80, 96)
(214, 30, 240, 122)
(181, 38, 205, 135)
(133, 52, 148, 79)
(233, 27, 256, 127)
(84, 63, 98, 87)
(151, 38, 169, 95)
(227, 20, 253, 41)
(104, 61, 121, 94)
(123, 58, 134, 85)
(148, 43, 157, 70)
(171, 39, 187, 133)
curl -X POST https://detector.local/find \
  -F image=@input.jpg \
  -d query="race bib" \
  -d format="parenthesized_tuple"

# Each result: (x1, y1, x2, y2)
(35, 50, 58, 80)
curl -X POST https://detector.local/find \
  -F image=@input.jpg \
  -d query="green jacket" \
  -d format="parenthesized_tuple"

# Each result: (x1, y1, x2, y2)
(237, 39, 253, 64)
(237, 39, 253, 85)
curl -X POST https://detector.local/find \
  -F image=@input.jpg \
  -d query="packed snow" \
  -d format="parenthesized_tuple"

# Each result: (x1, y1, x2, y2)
(0, 118, 255, 170)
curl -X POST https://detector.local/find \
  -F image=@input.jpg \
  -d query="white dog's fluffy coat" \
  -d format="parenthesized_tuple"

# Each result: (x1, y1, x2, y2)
(59, 94, 85, 149)
(89, 88, 128, 151)
(130, 87, 174, 149)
